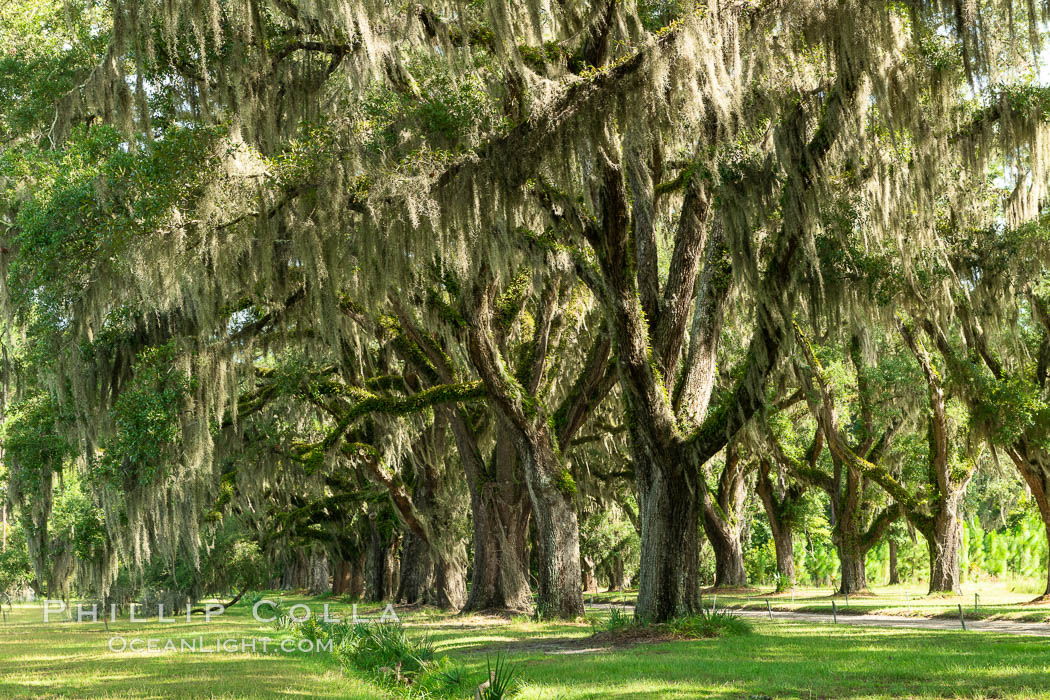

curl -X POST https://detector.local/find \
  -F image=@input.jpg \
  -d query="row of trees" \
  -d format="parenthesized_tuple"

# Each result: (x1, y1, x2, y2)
(2, 0, 1050, 621)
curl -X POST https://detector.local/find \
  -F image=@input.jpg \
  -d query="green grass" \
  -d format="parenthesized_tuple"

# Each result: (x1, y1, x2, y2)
(0, 597, 380, 698)
(712, 581, 1050, 622)
(434, 619, 1050, 699)
(2, 592, 1049, 698)
(589, 580, 1050, 622)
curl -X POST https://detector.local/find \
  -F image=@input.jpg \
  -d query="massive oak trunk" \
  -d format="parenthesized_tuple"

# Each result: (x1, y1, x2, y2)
(774, 534, 796, 590)
(584, 88, 838, 617)
(397, 533, 433, 604)
(829, 489, 890, 595)
(350, 551, 366, 600)
(835, 534, 868, 594)
(333, 558, 353, 596)
(1037, 489, 1050, 599)
(768, 519, 796, 591)
(365, 518, 397, 602)
(397, 537, 467, 609)
(829, 470, 880, 594)
(465, 285, 586, 620)
(758, 490, 796, 589)
(466, 489, 532, 612)
(388, 444, 469, 611)
(705, 521, 746, 588)
(582, 556, 597, 593)
(610, 554, 631, 591)
(307, 552, 331, 596)
(519, 429, 584, 619)
(431, 552, 467, 609)
(927, 516, 962, 594)
(461, 432, 533, 613)
(635, 449, 701, 621)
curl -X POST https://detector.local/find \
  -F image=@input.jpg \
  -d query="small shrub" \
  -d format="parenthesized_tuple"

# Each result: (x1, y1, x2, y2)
(293, 616, 327, 642)
(671, 609, 751, 639)
(336, 622, 436, 680)
(606, 606, 633, 632)
(292, 618, 358, 649)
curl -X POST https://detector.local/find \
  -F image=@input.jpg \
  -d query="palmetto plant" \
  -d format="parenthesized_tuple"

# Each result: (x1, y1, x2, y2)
(336, 623, 436, 678)
(478, 653, 520, 700)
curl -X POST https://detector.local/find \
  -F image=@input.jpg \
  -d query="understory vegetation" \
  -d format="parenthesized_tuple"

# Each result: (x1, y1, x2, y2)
(2, 596, 1049, 699)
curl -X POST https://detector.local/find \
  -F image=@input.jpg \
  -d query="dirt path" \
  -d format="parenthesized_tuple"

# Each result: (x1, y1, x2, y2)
(587, 604, 1050, 637)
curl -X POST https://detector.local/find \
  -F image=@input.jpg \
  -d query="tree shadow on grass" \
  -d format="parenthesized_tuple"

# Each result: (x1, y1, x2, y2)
(450, 625, 1050, 699)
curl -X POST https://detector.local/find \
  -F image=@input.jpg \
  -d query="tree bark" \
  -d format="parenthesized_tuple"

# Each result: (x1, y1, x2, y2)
(522, 430, 584, 619)
(609, 555, 631, 591)
(888, 539, 900, 585)
(350, 551, 366, 600)
(333, 558, 353, 596)
(280, 550, 307, 590)
(365, 518, 396, 602)
(635, 450, 702, 621)
(465, 492, 532, 612)
(347, 410, 468, 610)
(706, 523, 747, 588)
(757, 460, 798, 591)
(430, 551, 467, 609)
(582, 556, 597, 593)
(396, 533, 434, 604)
(1036, 486, 1050, 599)
(307, 551, 331, 596)
(464, 284, 585, 620)
(700, 444, 749, 588)
(926, 497, 965, 593)
(1015, 458, 1050, 599)
(836, 538, 868, 594)
(769, 522, 796, 591)
(461, 431, 534, 613)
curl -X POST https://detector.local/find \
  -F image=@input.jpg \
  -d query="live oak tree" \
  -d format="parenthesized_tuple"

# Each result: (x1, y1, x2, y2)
(757, 411, 814, 591)
(883, 323, 976, 594)
(7, 0, 1050, 618)
(922, 309, 1050, 599)
(769, 334, 900, 595)
(700, 440, 752, 588)
(384, 307, 538, 613)
(896, 205, 1050, 599)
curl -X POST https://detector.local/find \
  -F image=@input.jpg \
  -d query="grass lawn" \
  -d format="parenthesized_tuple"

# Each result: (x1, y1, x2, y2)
(1, 594, 1048, 698)
(587, 580, 1050, 622)
(0, 599, 376, 699)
